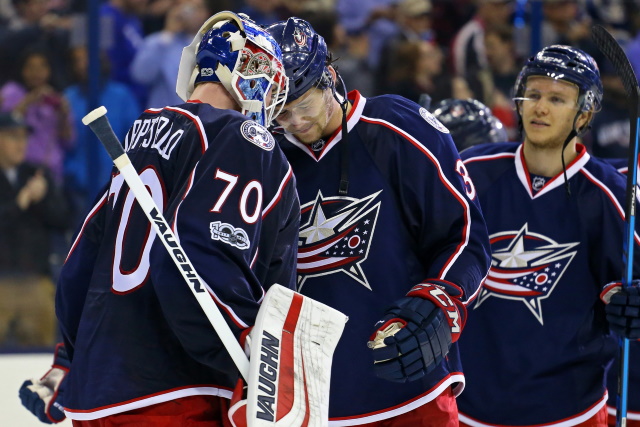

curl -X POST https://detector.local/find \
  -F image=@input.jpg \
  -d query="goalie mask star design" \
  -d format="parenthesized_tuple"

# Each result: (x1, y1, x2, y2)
(476, 223, 579, 324)
(297, 191, 381, 291)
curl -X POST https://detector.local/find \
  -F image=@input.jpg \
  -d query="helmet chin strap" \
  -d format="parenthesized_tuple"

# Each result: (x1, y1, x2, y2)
(560, 111, 588, 197)
(333, 73, 350, 196)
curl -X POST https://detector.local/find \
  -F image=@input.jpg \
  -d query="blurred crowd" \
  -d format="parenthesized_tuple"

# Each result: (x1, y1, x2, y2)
(0, 0, 639, 351)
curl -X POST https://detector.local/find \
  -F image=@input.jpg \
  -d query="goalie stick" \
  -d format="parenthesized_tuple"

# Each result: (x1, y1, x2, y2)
(591, 24, 640, 427)
(82, 106, 251, 378)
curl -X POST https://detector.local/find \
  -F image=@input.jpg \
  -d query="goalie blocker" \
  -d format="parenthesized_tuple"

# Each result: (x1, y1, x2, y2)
(229, 284, 348, 427)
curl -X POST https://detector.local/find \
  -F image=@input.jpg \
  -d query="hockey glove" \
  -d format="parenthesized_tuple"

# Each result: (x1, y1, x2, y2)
(368, 280, 466, 383)
(601, 281, 640, 339)
(19, 343, 69, 424)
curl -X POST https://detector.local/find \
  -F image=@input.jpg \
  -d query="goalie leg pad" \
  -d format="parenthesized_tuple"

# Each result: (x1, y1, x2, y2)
(230, 284, 348, 427)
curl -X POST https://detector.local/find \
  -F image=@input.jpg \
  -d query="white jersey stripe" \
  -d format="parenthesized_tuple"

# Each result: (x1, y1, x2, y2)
(459, 392, 607, 427)
(65, 386, 233, 420)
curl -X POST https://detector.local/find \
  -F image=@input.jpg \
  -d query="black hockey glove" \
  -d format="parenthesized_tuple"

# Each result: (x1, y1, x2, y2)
(19, 343, 69, 424)
(601, 281, 640, 339)
(368, 280, 466, 383)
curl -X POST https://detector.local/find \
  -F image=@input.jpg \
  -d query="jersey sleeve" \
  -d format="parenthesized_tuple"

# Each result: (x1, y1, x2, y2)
(364, 99, 491, 303)
(588, 165, 640, 285)
(55, 193, 108, 360)
(150, 118, 299, 369)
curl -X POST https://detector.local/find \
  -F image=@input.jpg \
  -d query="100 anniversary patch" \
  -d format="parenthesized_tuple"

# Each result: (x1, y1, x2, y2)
(210, 221, 250, 250)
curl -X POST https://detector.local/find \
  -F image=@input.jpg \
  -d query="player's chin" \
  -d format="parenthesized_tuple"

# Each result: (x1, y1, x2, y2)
(294, 130, 320, 144)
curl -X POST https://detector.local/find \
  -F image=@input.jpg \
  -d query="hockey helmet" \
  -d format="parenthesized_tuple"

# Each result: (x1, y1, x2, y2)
(513, 45, 603, 114)
(433, 98, 508, 151)
(266, 17, 333, 103)
(176, 11, 288, 127)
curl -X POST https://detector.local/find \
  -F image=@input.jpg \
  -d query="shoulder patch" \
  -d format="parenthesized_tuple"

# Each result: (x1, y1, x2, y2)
(240, 121, 275, 151)
(210, 221, 250, 250)
(419, 107, 450, 134)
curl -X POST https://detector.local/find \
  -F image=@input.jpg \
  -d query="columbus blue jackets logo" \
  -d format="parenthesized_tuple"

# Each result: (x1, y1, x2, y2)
(297, 191, 381, 290)
(241, 121, 275, 150)
(475, 224, 578, 324)
(293, 28, 307, 47)
(419, 107, 449, 134)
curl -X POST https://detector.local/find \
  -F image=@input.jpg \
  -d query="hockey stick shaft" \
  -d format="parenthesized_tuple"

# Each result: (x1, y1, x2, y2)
(82, 106, 250, 379)
(591, 24, 640, 426)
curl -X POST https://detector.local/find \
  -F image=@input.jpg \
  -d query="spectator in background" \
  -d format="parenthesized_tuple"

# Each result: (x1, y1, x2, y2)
(0, 0, 72, 87)
(238, 0, 283, 26)
(430, 0, 475, 47)
(584, 61, 629, 159)
(0, 112, 70, 348)
(332, 19, 375, 97)
(386, 39, 472, 104)
(0, 47, 74, 187)
(100, 0, 149, 106)
(518, 0, 601, 62)
(483, 24, 519, 139)
(63, 45, 139, 219)
(450, 0, 515, 103)
(130, 0, 210, 109)
(337, 0, 398, 74)
(375, 0, 434, 94)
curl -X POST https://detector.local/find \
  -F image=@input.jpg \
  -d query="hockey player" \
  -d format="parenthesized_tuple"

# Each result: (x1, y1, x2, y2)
(266, 18, 491, 426)
(432, 98, 508, 152)
(21, 11, 299, 425)
(456, 45, 640, 426)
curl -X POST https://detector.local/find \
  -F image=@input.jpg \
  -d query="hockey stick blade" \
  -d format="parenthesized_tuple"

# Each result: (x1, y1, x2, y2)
(591, 24, 640, 427)
(82, 106, 250, 379)
(591, 26, 640, 108)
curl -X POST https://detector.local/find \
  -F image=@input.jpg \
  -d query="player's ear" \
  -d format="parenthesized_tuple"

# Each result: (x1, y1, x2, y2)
(326, 66, 337, 88)
(576, 110, 593, 132)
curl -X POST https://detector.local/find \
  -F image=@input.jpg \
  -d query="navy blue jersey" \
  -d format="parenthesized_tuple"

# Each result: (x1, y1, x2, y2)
(276, 91, 491, 424)
(457, 142, 640, 426)
(55, 103, 300, 420)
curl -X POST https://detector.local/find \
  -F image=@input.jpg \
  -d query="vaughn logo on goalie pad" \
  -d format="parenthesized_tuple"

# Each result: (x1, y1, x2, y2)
(256, 331, 280, 421)
(228, 284, 347, 427)
(210, 221, 250, 250)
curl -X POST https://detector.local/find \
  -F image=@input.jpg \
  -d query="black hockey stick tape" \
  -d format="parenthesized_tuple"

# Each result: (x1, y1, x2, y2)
(82, 106, 125, 161)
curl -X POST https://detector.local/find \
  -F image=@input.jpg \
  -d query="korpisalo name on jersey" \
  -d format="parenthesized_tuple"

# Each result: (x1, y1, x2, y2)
(125, 116, 184, 159)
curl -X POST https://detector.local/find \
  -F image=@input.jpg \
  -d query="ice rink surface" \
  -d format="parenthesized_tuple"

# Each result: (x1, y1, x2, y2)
(1, 353, 72, 426)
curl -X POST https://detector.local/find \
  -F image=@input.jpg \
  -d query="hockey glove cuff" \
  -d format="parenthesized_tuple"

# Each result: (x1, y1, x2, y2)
(406, 280, 466, 342)
(368, 280, 465, 383)
(19, 343, 69, 424)
(601, 281, 640, 339)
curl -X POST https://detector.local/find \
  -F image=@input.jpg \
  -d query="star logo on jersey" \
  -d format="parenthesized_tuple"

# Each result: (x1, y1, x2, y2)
(475, 224, 578, 324)
(297, 190, 381, 291)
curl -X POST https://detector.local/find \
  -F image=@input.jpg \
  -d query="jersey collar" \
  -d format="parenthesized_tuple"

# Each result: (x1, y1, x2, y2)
(515, 142, 591, 199)
(283, 90, 366, 162)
